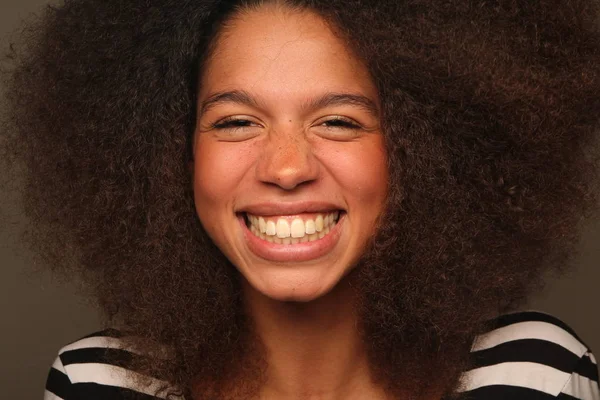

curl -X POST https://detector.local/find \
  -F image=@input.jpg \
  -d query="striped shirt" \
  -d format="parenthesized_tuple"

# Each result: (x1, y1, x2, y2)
(44, 311, 600, 399)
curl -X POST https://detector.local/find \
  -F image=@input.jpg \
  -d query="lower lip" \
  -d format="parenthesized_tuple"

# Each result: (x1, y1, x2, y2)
(239, 214, 345, 262)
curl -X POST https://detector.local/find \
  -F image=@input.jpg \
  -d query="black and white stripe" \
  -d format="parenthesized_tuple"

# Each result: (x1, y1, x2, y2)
(44, 311, 600, 399)
(459, 312, 600, 399)
(44, 332, 177, 400)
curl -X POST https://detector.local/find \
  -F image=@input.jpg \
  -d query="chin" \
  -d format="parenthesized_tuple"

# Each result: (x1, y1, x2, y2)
(267, 289, 326, 303)
(246, 269, 354, 303)
(248, 272, 342, 303)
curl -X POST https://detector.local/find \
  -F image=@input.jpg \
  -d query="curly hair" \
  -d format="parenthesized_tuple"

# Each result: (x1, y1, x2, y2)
(3, 0, 600, 399)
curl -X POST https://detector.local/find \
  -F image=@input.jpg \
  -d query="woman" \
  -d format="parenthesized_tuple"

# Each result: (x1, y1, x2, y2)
(3, 0, 600, 399)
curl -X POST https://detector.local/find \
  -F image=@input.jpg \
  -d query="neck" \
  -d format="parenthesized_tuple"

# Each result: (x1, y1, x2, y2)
(242, 275, 388, 400)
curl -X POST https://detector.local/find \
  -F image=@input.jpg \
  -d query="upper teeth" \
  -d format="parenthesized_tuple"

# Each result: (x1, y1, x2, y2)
(247, 212, 340, 239)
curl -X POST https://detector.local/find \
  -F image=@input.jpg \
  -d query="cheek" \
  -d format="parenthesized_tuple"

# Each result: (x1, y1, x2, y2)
(192, 138, 256, 220)
(320, 138, 388, 206)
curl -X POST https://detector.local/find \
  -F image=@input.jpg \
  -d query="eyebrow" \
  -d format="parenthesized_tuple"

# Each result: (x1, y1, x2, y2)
(304, 92, 379, 117)
(200, 90, 259, 115)
(199, 90, 379, 117)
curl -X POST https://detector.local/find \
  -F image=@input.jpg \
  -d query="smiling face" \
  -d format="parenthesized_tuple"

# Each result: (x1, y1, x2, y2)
(193, 5, 388, 302)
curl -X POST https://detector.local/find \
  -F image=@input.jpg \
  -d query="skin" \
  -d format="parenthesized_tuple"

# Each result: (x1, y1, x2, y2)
(192, 4, 388, 303)
(192, 4, 390, 399)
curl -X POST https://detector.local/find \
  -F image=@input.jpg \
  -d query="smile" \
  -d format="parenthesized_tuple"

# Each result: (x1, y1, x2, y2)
(244, 212, 340, 244)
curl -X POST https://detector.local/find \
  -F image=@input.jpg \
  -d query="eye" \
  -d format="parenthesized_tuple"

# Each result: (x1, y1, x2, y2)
(209, 116, 262, 141)
(320, 117, 361, 130)
(313, 116, 364, 140)
(212, 117, 259, 130)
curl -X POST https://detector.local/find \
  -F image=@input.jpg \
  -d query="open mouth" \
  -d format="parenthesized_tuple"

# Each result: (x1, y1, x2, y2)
(243, 211, 343, 244)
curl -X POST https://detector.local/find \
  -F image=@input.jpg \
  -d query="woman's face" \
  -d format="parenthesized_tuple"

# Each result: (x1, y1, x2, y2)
(193, 5, 388, 302)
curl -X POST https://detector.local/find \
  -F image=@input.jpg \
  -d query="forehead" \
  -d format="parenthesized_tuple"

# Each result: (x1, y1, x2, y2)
(199, 6, 377, 101)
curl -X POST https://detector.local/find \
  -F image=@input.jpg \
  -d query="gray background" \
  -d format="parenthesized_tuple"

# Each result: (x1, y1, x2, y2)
(1, 1, 598, 399)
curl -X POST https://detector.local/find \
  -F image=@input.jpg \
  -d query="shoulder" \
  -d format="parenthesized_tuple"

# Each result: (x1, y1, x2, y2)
(44, 329, 174, 400)
(459, 310, 600, 399)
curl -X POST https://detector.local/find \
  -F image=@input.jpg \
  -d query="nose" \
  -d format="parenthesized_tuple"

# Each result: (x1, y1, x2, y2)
(255, 127, 319, 190)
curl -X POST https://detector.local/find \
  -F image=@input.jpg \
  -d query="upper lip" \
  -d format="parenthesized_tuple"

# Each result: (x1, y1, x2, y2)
(238, 202, 344, 216)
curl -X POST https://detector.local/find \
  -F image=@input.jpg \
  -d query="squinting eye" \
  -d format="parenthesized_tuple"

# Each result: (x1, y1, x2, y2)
(212, 118, 258, 130)
(321, 117, 361, 129)
(207, 117, 262, 142)
(313, 116, 365, 141)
